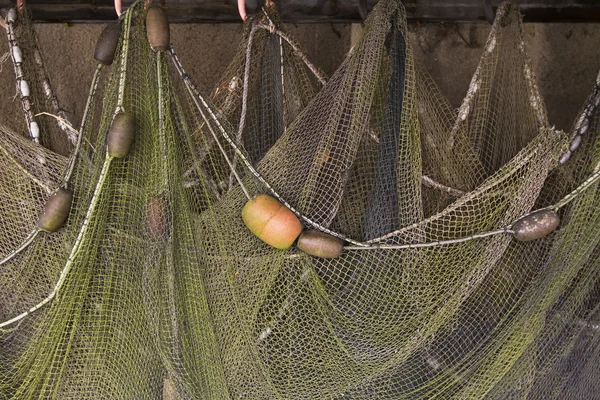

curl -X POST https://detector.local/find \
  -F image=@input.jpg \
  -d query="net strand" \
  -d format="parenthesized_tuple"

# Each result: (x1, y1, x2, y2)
(560, 71, 600, 163)
(169, 45, 251, 200)
(0, 138, 53, 193)
(31, 32, 77, 145)
(0, 230, 39, 267)
(228, 19, 327, 190)
(62, 65, 103, 186)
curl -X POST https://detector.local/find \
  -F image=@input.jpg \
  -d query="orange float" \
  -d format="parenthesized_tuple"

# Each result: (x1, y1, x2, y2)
(242, 194, 302, 250)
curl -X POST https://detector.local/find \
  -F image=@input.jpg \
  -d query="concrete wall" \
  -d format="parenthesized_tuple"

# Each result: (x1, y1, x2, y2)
(1, 20, 599, 153)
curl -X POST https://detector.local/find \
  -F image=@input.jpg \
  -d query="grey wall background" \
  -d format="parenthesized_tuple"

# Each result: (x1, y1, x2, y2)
(1, 20, 599, 153)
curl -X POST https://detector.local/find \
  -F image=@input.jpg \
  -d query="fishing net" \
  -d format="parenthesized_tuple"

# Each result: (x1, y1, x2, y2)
(1, 0, 600, 399)
(188, 1, 600, 398)
(0, 6, 71, 317)
(0, 123, 67, 292)
(192, 3, 326, 201)
(212, 4, 325, 157)
(0, 3, 217, 397)
(0, 5, 75, 154)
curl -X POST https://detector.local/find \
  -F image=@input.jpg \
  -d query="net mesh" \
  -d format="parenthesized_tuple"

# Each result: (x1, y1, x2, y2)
(191, 4, 326, 201)
(1, 0, 599, 399)
(0, 6, 74, 154)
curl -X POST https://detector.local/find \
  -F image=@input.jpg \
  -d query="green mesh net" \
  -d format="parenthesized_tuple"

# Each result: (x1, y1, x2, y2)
(1, 0, 600, 398)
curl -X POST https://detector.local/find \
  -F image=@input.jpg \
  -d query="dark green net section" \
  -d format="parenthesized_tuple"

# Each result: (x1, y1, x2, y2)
(1, 1, 599, 399)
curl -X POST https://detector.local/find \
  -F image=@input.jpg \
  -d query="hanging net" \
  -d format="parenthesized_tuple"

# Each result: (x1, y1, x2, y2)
(1, 0, 600, 399)
(0, 5, 75, 154)
(189, 3, 326, 202)
(0, 6, 72, 325)
(0, 3, 220, 397)
(188, 1, 600, 398)
(211, 4, 325, 160)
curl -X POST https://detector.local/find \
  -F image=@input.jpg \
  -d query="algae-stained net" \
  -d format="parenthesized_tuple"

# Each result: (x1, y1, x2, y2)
(1, 0, 600, 399)
(0, 4, 227, 398)
(189, 0, 600, 398)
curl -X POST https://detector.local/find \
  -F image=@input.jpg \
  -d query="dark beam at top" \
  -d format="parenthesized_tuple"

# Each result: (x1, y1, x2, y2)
(1, 0, 600, 23)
